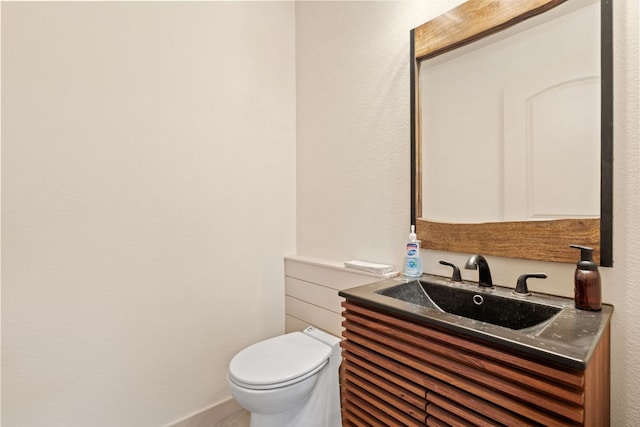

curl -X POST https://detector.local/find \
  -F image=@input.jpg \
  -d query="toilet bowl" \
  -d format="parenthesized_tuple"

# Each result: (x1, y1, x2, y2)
(227, 326, 342, 427)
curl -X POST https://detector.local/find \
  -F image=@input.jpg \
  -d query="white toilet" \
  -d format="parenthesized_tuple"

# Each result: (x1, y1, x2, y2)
(227, 326, 342, 427)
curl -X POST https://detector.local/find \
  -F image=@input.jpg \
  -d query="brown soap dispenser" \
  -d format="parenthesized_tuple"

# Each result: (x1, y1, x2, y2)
(570, 244, 602, 311)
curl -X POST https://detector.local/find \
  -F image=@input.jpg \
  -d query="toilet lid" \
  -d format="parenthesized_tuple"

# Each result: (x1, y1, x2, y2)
(229, 332, 332, 388)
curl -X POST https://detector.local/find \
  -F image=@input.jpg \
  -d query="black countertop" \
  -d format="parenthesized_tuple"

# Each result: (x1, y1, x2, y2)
(339, 274, 613, 370)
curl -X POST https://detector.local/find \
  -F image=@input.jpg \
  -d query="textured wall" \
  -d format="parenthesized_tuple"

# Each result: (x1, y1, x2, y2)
(1, 2, 295, 426)
(295, 0, 639, 425)
(295, 0, 465, 265)
(608, 0, 640, 424)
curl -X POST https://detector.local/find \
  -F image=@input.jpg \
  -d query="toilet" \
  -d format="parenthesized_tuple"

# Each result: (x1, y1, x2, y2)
(227, 326, 342, 427)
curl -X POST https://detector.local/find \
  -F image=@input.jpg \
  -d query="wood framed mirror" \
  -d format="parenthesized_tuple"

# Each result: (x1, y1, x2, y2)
(410, 0, 613, 266)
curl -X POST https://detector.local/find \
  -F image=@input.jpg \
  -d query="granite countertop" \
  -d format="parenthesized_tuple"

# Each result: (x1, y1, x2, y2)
(339, 274, 613, 370)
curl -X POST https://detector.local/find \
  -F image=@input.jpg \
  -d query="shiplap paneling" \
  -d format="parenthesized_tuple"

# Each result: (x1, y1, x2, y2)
(284, 256, 399, 336)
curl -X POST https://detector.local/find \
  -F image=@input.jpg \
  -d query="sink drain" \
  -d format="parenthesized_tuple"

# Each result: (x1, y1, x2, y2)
(473, 295, 484, 305)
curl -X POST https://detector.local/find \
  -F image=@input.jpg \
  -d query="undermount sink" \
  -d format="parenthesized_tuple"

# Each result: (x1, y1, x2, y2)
(377, 280, 562, 330)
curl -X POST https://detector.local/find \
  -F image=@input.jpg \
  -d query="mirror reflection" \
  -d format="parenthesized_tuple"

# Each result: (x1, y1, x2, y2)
(421, 1, 600, 223)
(411, 0, 612, 265)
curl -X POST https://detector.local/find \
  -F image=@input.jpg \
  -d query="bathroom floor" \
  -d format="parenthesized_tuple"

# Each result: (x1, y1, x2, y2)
(214, 410, 250, 427)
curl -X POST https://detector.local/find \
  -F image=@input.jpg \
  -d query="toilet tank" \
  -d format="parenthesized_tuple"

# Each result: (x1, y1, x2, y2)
(303, 326, 341, 359)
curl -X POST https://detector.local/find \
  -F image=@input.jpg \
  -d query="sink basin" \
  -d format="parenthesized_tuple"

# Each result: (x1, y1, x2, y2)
(340, 274, 613, 370)
(376, 280, 562, 330)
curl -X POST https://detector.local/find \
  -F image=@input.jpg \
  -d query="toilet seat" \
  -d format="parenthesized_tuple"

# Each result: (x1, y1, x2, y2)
(228, 332, 332, 390)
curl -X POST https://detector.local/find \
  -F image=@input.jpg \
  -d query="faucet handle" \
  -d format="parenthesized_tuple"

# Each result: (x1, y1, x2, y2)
(439, 261, 462, 282)
(514, 273, 547, 296)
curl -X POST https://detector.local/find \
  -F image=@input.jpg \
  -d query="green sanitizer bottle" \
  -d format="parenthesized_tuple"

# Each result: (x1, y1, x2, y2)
(404, 225, 423, 278)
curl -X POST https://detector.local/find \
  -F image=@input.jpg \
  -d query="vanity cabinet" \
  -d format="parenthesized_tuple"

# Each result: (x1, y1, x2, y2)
(340, 301, 610, 427)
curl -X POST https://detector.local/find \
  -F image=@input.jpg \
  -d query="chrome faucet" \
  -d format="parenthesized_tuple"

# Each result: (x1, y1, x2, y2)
(464, 254, 493, 287)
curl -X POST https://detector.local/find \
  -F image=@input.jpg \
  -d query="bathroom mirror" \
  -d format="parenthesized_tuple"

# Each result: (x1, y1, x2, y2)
(411, 0, 613, 265)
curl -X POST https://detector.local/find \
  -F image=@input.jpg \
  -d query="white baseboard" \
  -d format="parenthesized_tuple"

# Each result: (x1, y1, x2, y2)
(164, 396, 244, 427)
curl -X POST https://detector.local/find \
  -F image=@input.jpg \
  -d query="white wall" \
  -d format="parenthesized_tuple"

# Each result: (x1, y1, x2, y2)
(1, 2, 295, 426)
(2, 0, 638, 426)
(296, 0, 639, 426)
(296, 0, 465, 265)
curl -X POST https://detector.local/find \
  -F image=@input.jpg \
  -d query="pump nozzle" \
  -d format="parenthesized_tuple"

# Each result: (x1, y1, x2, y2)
(409, 225, 417, 242)
(570, 244, 594, 261)
(570, 245, 597, 271)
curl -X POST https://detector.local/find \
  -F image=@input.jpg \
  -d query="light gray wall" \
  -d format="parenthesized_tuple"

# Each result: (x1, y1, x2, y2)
(1, 2, 295, 426)
(295, 0, 639, 425)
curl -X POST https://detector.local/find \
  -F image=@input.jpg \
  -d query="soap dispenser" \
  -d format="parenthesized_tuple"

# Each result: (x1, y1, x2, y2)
(570, 244, 602, 311)
(403, 225, 423, 278)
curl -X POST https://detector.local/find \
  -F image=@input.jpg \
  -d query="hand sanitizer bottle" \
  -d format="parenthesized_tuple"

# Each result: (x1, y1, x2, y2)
(404, 225, 423, 278)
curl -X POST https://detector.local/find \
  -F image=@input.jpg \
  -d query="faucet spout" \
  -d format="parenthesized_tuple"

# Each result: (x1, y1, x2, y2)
(464, 254, 493, 287)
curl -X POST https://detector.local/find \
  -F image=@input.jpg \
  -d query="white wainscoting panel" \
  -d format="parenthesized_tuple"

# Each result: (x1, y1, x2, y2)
(286, 277, 344, 313)
(284, 256, 399, 337)
(285, 296, 344, 337)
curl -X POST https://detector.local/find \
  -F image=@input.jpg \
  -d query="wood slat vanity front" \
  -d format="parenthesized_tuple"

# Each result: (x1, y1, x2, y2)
(340, 301, 610, 427)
